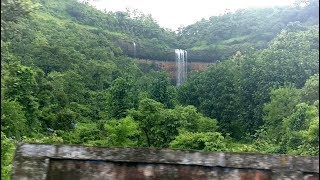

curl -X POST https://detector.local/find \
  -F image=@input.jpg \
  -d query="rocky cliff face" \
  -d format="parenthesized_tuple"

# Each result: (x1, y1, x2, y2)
(136, 59, 212, 80)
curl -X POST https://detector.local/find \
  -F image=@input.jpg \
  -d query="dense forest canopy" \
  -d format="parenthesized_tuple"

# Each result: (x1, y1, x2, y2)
(1, 0, 319, 179)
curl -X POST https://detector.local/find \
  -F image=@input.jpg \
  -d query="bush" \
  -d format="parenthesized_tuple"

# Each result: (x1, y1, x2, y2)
(170, 131, 227, 151)
(1, 132, 16, 180)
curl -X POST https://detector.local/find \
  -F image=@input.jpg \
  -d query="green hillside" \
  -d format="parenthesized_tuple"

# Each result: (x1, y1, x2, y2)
(4, 0, 318, 63)
(177, 1, 319, 62)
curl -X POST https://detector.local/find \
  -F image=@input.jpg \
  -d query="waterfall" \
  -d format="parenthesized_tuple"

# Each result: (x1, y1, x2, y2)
(133, 42, 136, 58)
(175, 49, 187, 86)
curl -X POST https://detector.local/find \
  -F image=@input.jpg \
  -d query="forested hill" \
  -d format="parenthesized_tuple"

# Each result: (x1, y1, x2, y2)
(4, 0, 178, 64)
(4, 0, 319, 63)
(49, 0, 180, 59)
(178, 0, 319, 61)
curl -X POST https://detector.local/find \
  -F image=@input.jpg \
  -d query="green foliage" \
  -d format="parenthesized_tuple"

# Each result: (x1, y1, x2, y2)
(129, 98, 170, 147)
(1, 132, 16, 180)
(252, 128, 282, 154)
(281, 103, 319, 155)
(226, 142, 258, 153)
(129, 98, 218, 148)
(29, 0, 177, 61)
(170, 131, 259, 153)
(2, 62, 41, 131)
(53, 108, 78, 131)
(1, 100, 27, 138)
(58, 122, 102, 145)
(48, 71, 86, 104)
(170, 131, 227, 151)
(179, 26, 319, 139)
(196, 116, 219, 133)
(255, 75, 319, 155)
(263, 85, 302, 140)
(22, 133, 64, 144)
(178, 3, 319, 62)
(135, 71, 177, 108)
(107, 77, 137, 119)
(174, 105, 218, 133)
(147, 72, 177, 108)
(1, 0, 39, 39)
(301, 74, 319, 105)
(178, 55, 246, 138)
(105, 117, 140, 147)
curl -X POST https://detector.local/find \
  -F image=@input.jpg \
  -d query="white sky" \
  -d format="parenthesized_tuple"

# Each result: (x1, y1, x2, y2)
(89, 0, 295, 30)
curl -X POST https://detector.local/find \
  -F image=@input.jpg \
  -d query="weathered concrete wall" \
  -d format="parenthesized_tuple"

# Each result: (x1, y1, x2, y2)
(12, 143, 319, 180)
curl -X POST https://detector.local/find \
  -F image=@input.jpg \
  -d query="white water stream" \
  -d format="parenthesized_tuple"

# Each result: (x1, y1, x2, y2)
(175, 49, 187, 86)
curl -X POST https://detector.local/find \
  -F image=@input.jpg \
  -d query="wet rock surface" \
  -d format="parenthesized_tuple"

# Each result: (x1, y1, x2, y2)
(11, 143, 319, 180)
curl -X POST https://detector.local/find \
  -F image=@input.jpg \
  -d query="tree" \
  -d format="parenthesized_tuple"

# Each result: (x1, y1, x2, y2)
(255, 75, 320, 155)
(107, 77, 137, 119)
(2, 62, 41, 131)
(1, 100, 27, 138)
(129, 98, 167, 147)
(129, 98, 218, 148)
(174, 105, 219, 133)
(60, 122, 104, 145)
(263, 85, 302, 140)
(178, 55, 245, 139)
(105, 117, 140, 147)
(136, 71, 177, 108)
(149, 72, 176, 108)
(301, 74, 319, 105)
(53, 108, 78, 131)
(281, 103, 319, 155)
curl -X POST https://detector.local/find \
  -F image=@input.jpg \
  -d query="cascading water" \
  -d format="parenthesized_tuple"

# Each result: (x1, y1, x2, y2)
(133, 42, 136, 58)
(175, 49, 187, 86)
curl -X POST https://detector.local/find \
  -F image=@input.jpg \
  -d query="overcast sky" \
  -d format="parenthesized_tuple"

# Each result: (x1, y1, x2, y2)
(89, 0, 295, 30)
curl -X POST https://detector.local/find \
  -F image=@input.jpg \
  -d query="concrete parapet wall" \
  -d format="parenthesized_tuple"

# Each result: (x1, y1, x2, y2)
(11, 143, 319, 180)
